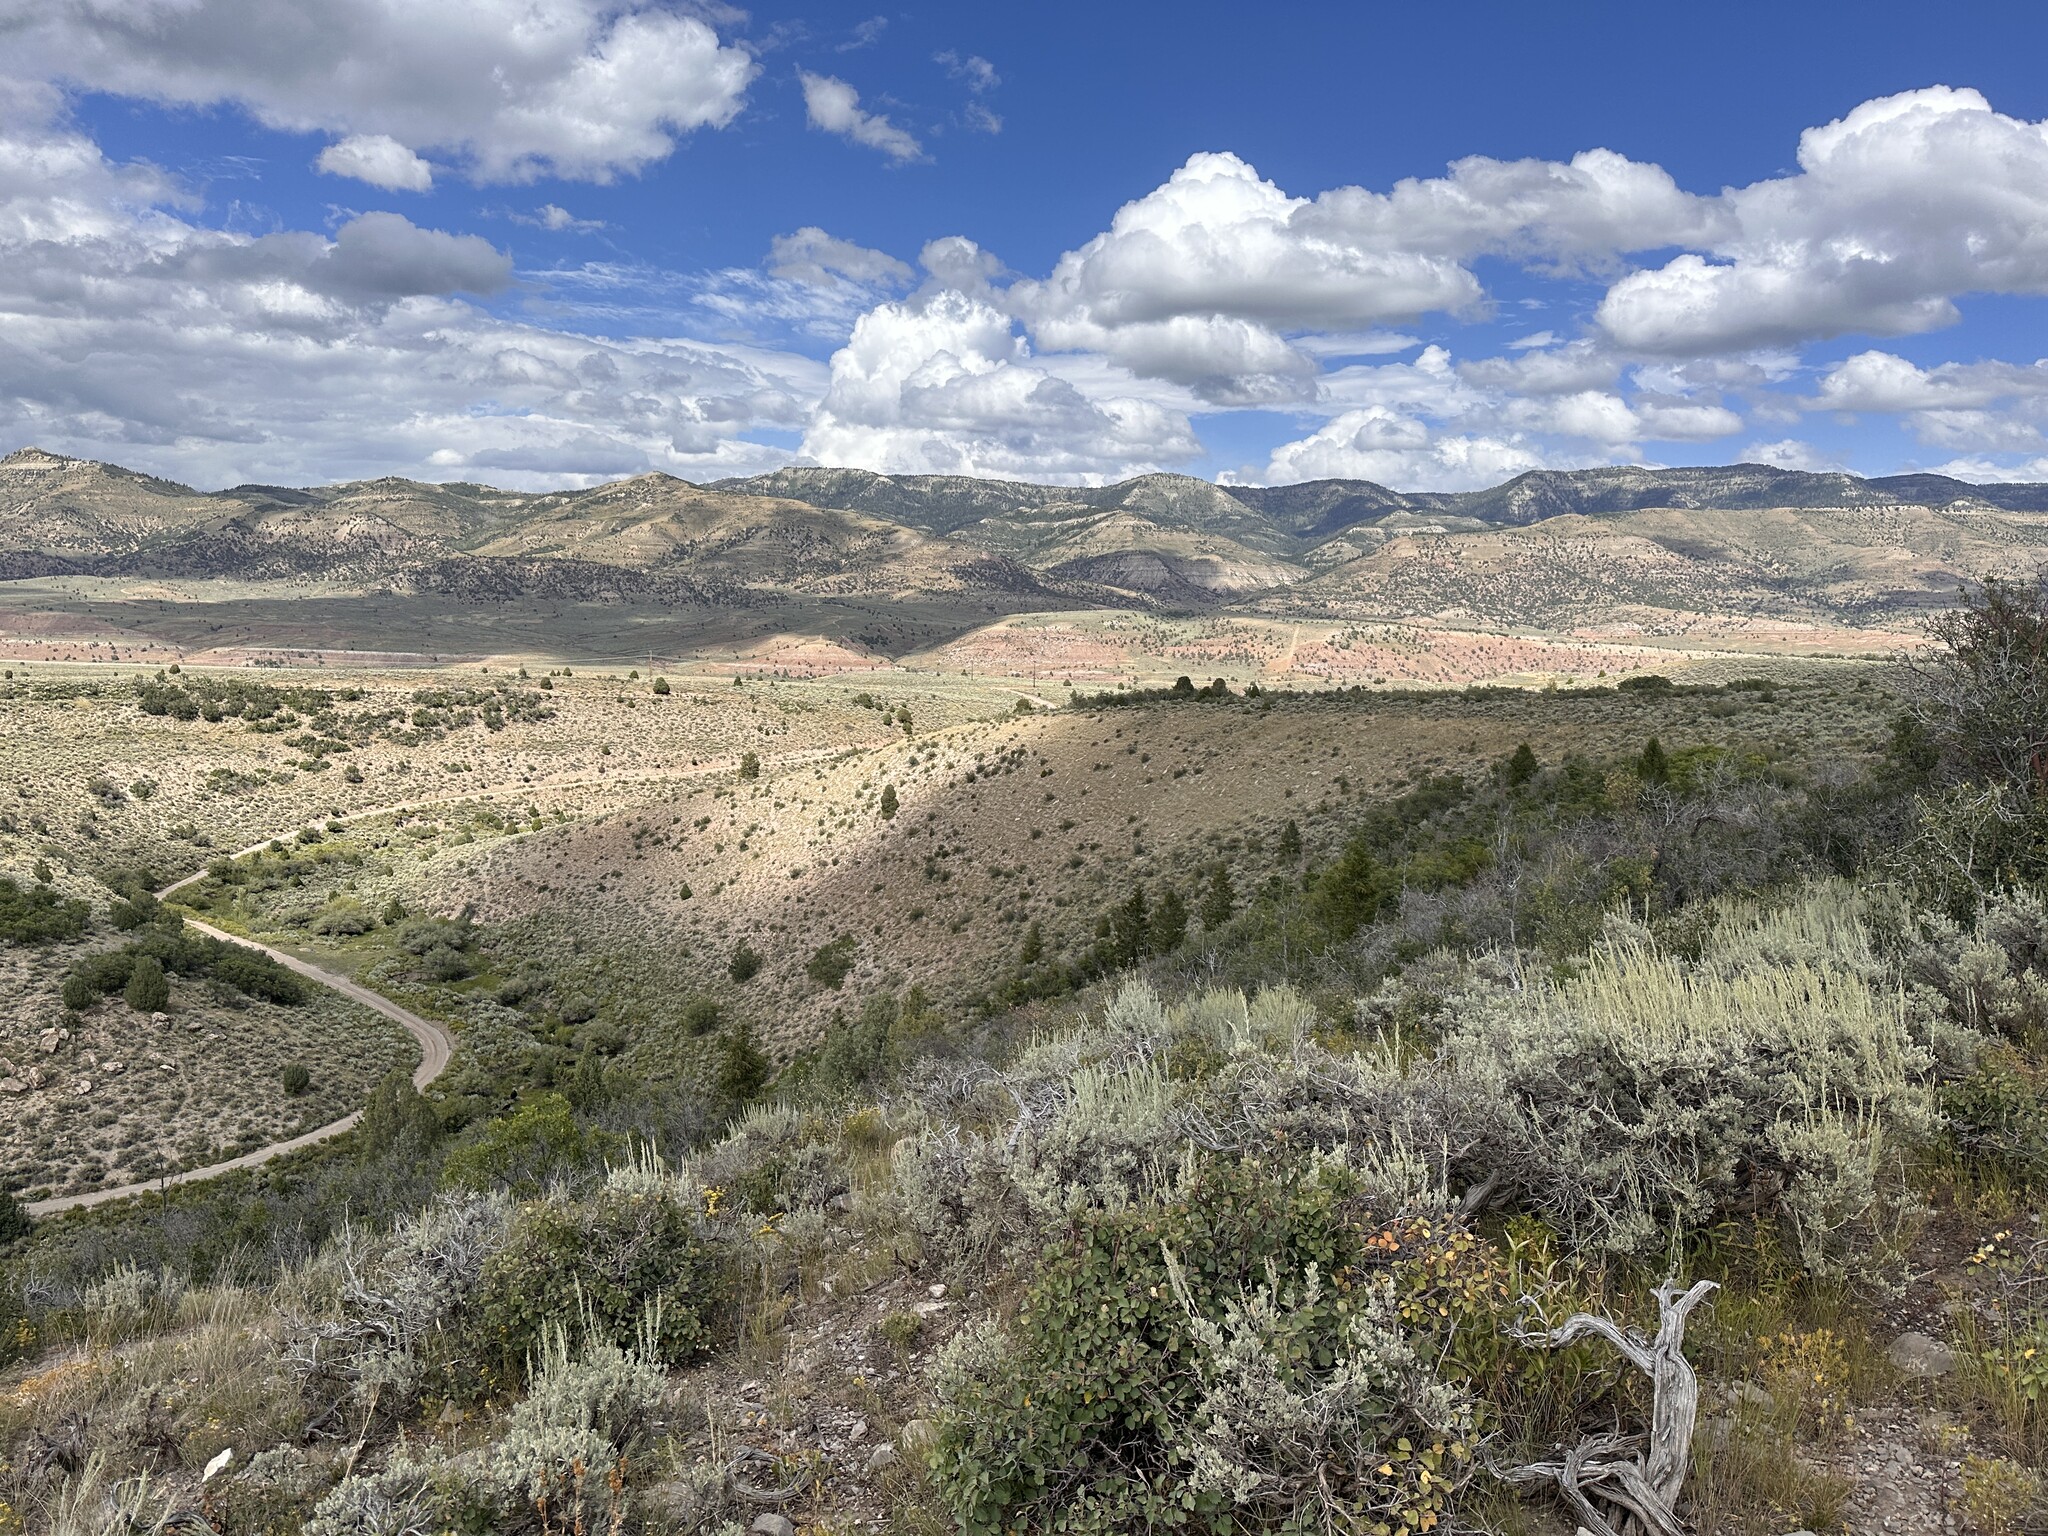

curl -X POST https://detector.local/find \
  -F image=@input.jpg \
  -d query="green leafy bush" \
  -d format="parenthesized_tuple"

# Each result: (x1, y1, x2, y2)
(442, 1093, 597, 1196)
(928, 1152, 1483, 1536)
(62, 924, 306, 1008)
(0, 876, 88, 945)
(728, 940, 761, 982)
(123, 954, 170, 1012)
(466, 1178, 727, 1391)
(806, 935, 857, 989)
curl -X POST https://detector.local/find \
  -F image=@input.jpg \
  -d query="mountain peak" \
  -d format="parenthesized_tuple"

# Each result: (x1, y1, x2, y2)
(2, 447, 80, 471)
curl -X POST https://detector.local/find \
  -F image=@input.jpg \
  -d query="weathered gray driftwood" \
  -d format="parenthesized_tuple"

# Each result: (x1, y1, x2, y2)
(1505, 1278, 1719, 1536)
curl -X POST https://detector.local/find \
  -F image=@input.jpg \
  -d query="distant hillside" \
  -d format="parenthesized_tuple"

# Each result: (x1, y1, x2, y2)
(8, 446, 2048, 643)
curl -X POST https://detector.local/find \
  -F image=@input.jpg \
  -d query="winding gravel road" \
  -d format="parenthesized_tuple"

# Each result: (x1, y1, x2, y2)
(20, 747, 859, 1220)
(23, 913, 453, 1218)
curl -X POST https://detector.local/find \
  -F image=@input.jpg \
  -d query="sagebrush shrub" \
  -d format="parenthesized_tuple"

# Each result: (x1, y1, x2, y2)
(1432, 894, 1933, 1271)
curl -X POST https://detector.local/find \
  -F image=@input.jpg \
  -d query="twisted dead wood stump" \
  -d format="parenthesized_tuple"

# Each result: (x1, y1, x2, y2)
(1506, 1278, 1719, 1536)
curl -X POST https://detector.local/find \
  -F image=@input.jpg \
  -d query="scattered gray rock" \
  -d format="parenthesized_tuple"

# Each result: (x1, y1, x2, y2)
(1730, 1380, 1774, 1410)
(749, 1515, 795, 1536)
(865, 1442, 897, 1474)
(1888, 1331, 1955, 1377)
(0, 1077, 23, 1094)
(900, 1418, 938, 1456)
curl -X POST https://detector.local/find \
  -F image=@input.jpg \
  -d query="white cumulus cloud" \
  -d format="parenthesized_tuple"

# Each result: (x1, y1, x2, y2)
(5, 0, 757, 183)
(799, 72, 923, 163)
(315, 133, 433, 192)
(800, 287, 1197, 479)
(1596, 87, 2048, 354)
(0, 100, 820, 487)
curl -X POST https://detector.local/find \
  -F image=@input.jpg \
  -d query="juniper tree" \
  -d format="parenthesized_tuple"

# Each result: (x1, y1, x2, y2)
(1506, 742, 1540, 788)
(124, 954, 169, 1012)
(1277, 819, 1303, 863)
(1199, 865, 1235, 930)
(1151, 887, 1188, 953)
(1308, 831, 1388, 943)
(715, 1021, 771, 1108)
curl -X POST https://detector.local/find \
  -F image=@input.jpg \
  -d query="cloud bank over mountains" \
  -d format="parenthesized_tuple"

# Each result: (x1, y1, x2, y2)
(1, 5, 2046, 492)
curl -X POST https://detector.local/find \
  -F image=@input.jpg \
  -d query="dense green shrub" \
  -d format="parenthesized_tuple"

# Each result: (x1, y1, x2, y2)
(728, 940, 761, 982)
(310, 899, 375, 937)
(805, 935, 857, 989)
(123, 954, 170, 1012)
(714, 1022, 770, 1107)
(466, 1179, 727, 1391)
(0, 876, 88, 945)
(62, 923, 306, 1008)
(442, 1093, 600, 1196)
(928, 1152, 1484, 1536)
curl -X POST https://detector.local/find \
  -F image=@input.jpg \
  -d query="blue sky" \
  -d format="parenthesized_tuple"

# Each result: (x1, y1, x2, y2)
(6, 1, 2048, 491)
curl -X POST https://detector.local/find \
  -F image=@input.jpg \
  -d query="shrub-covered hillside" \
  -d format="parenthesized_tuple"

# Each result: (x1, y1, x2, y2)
(13, 585, 2048, 1533)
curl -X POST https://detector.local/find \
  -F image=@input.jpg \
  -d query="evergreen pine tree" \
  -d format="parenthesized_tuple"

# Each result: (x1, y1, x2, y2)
(124, 954, 169, 1013)
(1151, 888, 1188, 953)
(1108, 885, 1150, 966)
(1308, 831, 1387, 942)
(1199, 865, 1235, 930)
(1277, 819, 1303, 863)
(1505, 742, 1540, 787)
(1636, 736, 1671, 785)
(565, 1050, 608, 1111)
(715, 1021, 771, 1107)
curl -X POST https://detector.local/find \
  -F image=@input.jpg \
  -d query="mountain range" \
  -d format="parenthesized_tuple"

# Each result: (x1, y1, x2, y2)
(7, 446, 2048, 643)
